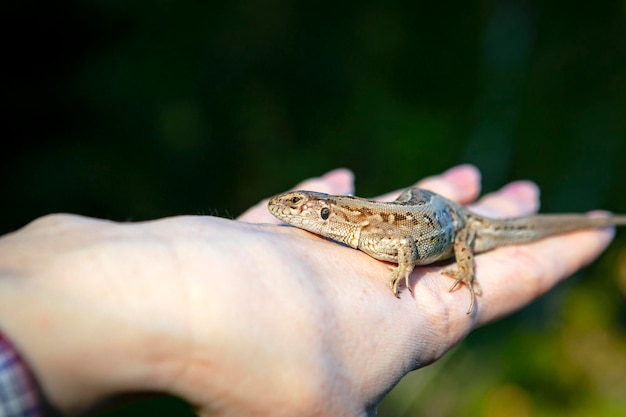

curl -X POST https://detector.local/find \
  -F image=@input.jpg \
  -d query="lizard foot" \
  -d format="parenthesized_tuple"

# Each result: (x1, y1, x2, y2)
(388, 265, 412, 297)
(441, 269, 482, 314)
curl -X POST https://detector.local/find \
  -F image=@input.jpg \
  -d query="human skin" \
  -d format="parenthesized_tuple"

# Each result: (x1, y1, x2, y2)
(0, 165, 615, 416)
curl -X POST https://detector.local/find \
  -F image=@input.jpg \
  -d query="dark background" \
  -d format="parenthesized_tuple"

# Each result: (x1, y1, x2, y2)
(4, 1, 626, 416)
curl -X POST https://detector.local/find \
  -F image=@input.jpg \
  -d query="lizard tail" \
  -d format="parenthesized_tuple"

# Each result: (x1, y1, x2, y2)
(473, 213, 626, 253)
(510, 214, 626, 239)
(612, 216, 626, 226)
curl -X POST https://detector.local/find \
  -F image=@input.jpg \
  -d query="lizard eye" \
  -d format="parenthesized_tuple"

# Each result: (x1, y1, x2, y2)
(290, 196, 301, 204)
(320, 207, 330, 220)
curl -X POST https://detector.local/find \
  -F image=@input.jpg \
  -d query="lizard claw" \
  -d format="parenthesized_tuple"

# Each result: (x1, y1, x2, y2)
(388, 265, 412, 297)
(390, 281, 402, 298)
(442, 269, 480, 314)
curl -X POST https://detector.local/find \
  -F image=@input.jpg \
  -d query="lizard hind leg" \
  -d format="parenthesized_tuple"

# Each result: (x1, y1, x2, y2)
(442, 226, 480, 314)
(441, 268, 482, 314)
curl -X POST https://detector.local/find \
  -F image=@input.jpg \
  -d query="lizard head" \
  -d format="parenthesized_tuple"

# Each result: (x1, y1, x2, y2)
(268, 191, 331, 229)
(268, 190, 360, 247)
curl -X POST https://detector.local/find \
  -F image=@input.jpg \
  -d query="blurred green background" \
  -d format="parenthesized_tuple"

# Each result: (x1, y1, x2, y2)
(4, 1, 626, 416)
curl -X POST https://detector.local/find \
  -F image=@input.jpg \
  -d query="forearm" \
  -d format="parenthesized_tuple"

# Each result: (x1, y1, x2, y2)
(0, 213, 336, 416)
(0, 214, 185, 414)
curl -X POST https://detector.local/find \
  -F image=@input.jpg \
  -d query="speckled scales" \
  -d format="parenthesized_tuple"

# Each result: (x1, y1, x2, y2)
(268, 187, 626, 314)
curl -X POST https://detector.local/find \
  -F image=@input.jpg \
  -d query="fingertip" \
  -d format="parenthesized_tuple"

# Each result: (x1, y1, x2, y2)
(321, 168, 355, 192)
(442, 164, 481, 189)
(417, 164, 482, 204)
(499, 180, 540, 199)
(292, 168, 355, 196)
(586, 211, 617, 241)
(499, 181, 541, 212)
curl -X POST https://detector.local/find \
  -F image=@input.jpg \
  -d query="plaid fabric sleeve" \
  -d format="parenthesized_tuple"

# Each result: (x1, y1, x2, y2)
(0, 332, 44, 417)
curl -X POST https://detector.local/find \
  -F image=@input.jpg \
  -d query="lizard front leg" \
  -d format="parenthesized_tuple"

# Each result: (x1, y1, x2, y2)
(360, 234, 419, 296)
(386, 236, 418, 297)
(442, 226, 482, 314)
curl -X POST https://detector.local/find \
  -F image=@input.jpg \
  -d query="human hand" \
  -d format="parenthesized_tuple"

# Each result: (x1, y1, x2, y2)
(0, 165, 614, 417)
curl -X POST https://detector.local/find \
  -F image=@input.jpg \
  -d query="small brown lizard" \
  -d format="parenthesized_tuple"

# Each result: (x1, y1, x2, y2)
(267, 187, 626, 313)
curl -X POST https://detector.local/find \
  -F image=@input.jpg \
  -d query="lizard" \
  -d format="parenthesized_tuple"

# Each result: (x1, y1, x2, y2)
(267, 187, 626, 314)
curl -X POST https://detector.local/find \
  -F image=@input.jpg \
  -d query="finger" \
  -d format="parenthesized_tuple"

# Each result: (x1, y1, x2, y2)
(375, 164, 482, 205)
(238, 168, 355, 223)
(469, 181, 540, 218)
(291, 168, 355, 195)
(472, 225, 615, 326)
